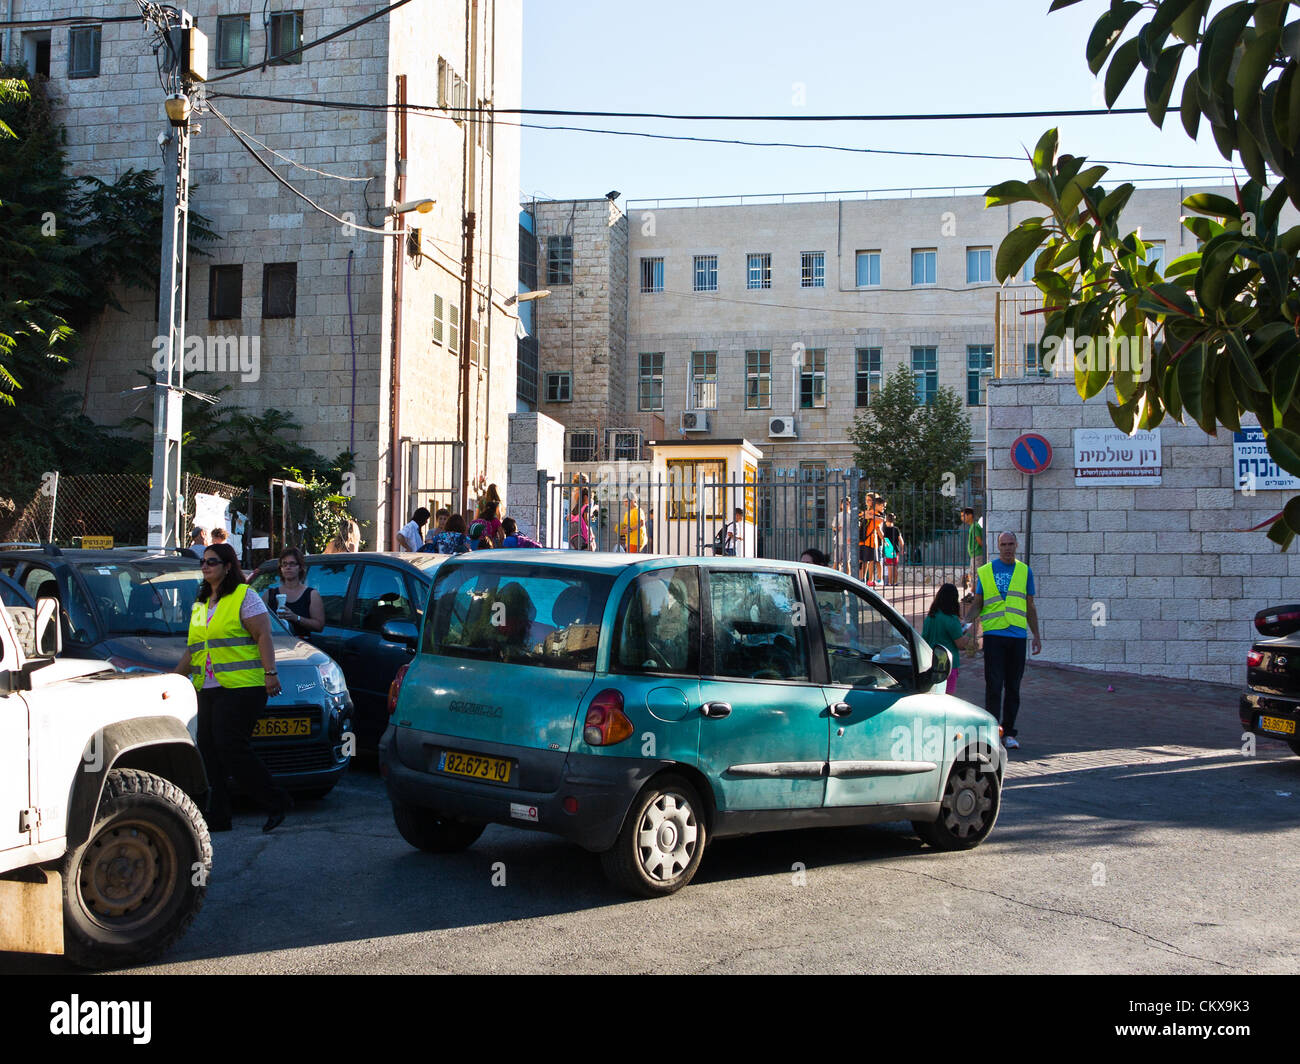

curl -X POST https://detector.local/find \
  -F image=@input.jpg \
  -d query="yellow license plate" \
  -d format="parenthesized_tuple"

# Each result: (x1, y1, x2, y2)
(1261, 715, 1297, 735)
(438, 750, 512, 784)
(252, 717, 311, 738)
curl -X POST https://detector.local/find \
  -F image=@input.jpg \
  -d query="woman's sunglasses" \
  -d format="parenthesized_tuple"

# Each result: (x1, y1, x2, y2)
(200, 557, 223, 567)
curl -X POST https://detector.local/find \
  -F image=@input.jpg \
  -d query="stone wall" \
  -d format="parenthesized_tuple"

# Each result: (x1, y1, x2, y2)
(985, 377, 1299, 683)
(506, 411, 564, 541)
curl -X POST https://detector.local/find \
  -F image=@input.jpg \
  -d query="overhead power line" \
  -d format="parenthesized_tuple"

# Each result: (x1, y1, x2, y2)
(479, 106, 1153, 122)
(207, 92, 1240, 171)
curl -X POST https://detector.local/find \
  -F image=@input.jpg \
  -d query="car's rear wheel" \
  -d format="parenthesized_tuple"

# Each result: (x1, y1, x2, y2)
(913, 758, 1000, 851)
(601, 774, 706, 897)
(61, 768, 211, 969)
(391, 800, 484, 853)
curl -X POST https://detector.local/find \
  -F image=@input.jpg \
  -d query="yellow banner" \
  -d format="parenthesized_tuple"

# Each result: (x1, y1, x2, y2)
(81, 536, 114, 550)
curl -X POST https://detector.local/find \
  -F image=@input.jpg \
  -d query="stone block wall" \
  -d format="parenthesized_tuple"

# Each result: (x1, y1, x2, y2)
(985, 376, 1299, 683)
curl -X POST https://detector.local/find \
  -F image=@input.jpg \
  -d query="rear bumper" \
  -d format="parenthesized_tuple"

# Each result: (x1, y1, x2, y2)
(1240, 691, 1300, 744)
(379, 724, 661, 852)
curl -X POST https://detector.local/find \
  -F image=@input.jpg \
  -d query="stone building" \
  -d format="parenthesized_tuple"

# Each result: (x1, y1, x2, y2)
(8, 0, 522, 546)
(529, 182, 1224, 493)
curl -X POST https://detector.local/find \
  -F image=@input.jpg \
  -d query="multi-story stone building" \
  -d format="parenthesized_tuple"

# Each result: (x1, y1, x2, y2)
(527, 182, 1224, 492)
(7, 0, 521, 545)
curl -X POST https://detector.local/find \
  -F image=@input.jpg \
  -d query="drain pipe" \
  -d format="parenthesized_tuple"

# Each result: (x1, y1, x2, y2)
(386, 74, 408, 548)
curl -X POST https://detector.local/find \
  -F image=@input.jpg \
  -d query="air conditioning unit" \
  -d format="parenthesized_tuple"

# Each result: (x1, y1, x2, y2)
(768, 416, 798, 438)
(681, 410, 709, 433)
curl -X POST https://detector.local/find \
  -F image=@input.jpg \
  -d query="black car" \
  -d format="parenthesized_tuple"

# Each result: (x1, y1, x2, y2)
(250, 551, 448, 751)
(1240, 604, 1300, 758)
(0, 548, 354, 796)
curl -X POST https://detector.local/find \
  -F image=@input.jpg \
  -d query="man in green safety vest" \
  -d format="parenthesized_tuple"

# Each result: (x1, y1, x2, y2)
(966, 531, 1041, 750)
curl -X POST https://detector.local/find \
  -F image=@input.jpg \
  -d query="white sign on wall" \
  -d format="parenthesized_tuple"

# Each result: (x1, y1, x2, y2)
(1233, 425, 1300, 491)
(1073, 428, 1162, 485)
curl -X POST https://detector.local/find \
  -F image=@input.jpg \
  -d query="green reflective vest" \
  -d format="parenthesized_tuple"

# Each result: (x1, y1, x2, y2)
(977, 560, 1029, 635)
(188, 584, 264, 690)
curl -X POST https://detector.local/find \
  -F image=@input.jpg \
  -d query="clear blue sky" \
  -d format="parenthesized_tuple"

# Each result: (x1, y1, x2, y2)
(519, 0, 1241, 204)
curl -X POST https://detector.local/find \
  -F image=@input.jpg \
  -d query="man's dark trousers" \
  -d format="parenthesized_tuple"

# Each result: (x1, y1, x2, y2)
(983, 633, 1028, 737)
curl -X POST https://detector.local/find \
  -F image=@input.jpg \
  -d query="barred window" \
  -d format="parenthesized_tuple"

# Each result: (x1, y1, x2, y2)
(746, 253, 771, 290)
(640, 257, 663, 293)
(801, 251, 825, 288)
(693, 255, 718, 292)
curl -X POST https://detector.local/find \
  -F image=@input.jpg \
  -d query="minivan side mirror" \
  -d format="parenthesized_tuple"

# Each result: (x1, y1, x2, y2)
(926, 643, 952, 690)
(381, 619, 419, 648)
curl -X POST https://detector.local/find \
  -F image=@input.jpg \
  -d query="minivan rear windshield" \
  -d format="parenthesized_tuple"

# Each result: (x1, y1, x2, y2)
(425, 562, 615, 672)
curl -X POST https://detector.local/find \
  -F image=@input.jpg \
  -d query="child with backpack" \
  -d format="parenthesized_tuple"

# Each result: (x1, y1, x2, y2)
(500, 517, 541, 548)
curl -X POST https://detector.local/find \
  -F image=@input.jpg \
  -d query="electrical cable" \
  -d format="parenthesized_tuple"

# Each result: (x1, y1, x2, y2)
(206, 102, 400, 235)
(203, 111, 371, 181)
(206, 92, 1240, 171)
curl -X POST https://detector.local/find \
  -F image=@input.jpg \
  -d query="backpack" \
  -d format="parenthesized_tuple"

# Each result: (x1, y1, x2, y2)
(713, 524, 731, 553)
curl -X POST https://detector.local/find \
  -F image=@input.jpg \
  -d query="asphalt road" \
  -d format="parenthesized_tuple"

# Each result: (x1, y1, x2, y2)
(5, 660, 1299, 975)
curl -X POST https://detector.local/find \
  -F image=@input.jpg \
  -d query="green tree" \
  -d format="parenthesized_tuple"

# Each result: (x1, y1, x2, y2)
(849, 363, 974, 491)
(989, 1, 1300, 546)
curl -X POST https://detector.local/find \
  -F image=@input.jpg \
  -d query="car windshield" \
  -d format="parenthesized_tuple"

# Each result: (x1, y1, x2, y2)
(75, 561, 290, 638)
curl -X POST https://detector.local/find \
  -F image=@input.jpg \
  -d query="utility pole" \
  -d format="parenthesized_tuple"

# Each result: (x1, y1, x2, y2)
(146, 12, 204, 549)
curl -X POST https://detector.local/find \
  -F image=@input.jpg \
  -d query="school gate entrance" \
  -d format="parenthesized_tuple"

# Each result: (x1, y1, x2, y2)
(543, 470, 984, 628)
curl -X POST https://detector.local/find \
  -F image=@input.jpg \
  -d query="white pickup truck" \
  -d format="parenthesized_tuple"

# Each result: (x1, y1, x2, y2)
(0, 593, 211, 968)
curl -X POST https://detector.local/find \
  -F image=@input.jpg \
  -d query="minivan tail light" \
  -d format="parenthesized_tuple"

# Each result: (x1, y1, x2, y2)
(583, 689, 633, 746)
(1247, 650, 1264, 668)
(388, 662, 411, 718)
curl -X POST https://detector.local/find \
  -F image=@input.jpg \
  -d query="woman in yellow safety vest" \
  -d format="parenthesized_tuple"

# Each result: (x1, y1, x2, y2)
(173, 541, 290, 833)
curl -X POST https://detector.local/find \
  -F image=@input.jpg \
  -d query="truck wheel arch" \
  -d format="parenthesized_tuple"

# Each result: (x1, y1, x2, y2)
(66, 717, 209, 848)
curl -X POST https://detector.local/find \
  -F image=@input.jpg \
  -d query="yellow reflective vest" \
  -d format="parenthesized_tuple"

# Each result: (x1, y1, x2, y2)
(977, 560, 1030, 635)
(188, 584, 264, 690)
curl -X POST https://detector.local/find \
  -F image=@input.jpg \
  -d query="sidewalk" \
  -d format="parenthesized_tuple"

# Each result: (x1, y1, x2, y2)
(952, 652, 1296, 777)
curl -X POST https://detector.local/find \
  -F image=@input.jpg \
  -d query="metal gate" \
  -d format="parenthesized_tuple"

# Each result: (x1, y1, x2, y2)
(401, 439, 464, 522)
(543, 471, 985, 628)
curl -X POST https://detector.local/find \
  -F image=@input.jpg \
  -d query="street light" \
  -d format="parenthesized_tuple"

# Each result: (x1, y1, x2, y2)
(503, 289, 551, 307)
(390, 198, 436, 216)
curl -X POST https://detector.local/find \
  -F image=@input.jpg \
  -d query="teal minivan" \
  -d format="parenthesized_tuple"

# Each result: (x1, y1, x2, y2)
(379, 552, 1003, 896)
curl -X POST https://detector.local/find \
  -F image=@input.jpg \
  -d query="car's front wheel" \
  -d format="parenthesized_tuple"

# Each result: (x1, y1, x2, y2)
(913, 757, 1000, 851)
(601, 774, 706, 897)
(61, 768, 211, 969)
(392, 801, 484, 853)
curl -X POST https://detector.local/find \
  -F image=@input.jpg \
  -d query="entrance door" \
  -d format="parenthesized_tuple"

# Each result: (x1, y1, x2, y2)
(810, 575, 942, 808)
(695, 569, 829, 811)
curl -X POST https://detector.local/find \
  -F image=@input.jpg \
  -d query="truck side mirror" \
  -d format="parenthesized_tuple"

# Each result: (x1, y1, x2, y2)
(35, 597, 62, 658)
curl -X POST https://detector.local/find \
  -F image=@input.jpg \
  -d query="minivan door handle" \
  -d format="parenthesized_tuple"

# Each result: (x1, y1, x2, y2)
(700, 701, 732, 719)
(829, 701, 852, 718)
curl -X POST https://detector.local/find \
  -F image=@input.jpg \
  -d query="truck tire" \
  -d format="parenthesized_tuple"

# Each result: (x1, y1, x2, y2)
(61, 768, 211, 969)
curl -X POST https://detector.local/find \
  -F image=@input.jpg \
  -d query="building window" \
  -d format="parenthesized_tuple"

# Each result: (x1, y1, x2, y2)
(567, 430, 596, 462)
(799, 461, 828, 533)
(1025, 341, 1051, 376)
(1143, 239, 1166, 272)
(268, 11, 303, 65)
(747, 253, 771, 290)
(517, 334, 538, 408)
(966, 247, 992, 284)
(911, 346, 938, 405)
(855, 347, 881, 407)
(855, 250, 880, 287)
(693, 255, 718, 292)
(545, 372, 572, 403)
(690, 350, 717, 409)
(215, 15, 250, 68)
(640, 257, 663, 294)
(432, 294, 444, 345)
(448, 303, 460, 354)
(638, 352, 664, 411)
(261, 263, 296, 318)
(800, 348, 826, 409)
(967, 344, 993, 405)
(911, 249, 937, 286)
(68, 26, 100, 78)
(801, 251, 825, 288)
(745, 349, 771, 409)
(23, 31, 52, 78)
(208, 265, 242, 321)
(607, 429, 642, 461)
(666, 458, 726, 519)
(546, 235, 572, 285)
